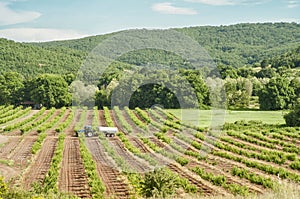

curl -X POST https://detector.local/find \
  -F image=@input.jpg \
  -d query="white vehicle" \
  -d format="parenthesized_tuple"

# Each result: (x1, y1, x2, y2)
(98, 126, 118, 137)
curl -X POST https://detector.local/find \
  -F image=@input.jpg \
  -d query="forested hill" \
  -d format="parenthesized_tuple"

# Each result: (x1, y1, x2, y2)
(34, 22, 300, 66)
(1, 22, 300, 77)
(0, 38, 85, 76)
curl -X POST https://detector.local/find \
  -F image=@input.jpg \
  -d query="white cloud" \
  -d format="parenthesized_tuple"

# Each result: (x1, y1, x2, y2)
(0, 2, 41, 26)
(0, 28, 88, 42)
(185, 0, 270, 6)
(286, 0, 299, 8)
(152, 2, 198, 15)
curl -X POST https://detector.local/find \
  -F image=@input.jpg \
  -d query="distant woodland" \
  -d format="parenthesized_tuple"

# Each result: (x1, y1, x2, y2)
(0, 23, 299, 118)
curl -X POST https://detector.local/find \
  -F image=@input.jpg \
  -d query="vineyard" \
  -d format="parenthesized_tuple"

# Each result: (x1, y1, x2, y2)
(0, 105, 300, 198)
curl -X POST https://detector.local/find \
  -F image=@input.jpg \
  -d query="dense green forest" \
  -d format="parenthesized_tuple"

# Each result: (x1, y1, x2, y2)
(0, 23, 300, 77)
(0, 22, 300, 125)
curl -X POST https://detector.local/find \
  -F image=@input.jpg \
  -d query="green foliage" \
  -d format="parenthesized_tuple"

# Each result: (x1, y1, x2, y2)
(103, 106, 114, 127)
(42, 133, 65, 193)
(0, 72, 24, 105)
(175, 156, 189, 166)
(141, 168, 196, 198)
(191, 167, 249, 196)
(29, 74, 71, 108)
(113, 106, 133, 133)
(0, 38, 84, 77)
(0, 176, 8, 197)
(231, 167, 275, 189)
(31, 133, 47, 154)
(33, 23, 300, 68)
(124, 107, 148, 130)
(79, 138, 105, 198)
(284, 99, 300, 127)
(258, 77, 296, 110)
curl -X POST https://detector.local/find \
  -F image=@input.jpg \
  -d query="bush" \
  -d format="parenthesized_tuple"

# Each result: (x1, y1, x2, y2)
(284, 100, 300, 127)
(141, 168, 179, 198)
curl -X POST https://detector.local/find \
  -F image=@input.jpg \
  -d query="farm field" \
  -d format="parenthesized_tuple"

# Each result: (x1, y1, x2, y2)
(0, 105, 299, 198)
(168, 109, 286, 127)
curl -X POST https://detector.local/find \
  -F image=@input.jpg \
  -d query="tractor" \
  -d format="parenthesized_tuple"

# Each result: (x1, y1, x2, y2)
(76, 125, 95, 137)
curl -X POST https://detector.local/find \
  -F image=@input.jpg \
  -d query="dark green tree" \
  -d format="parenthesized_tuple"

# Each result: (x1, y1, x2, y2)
(30, 74, 71, 108)
(0, 72, 24, 105)
(258, 77, 295, 110)
(284, 99, 300, 126)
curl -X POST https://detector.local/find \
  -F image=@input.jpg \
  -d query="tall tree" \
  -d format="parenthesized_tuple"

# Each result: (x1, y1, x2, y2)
(258, 77, 295, 110)
(0, 72, 24, 105)
(30, 74, 71, 108)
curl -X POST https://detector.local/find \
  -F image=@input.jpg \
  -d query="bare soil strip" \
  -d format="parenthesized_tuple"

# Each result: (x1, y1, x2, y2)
(167, 163, 219, 196)
(22, 137, 57, 190)
(0, 136, 21, 159)
(59, 137, 91, 198)
(109, 137, 152, 172)
(8, 136, 37, 168)
(85, 137, 130, 199)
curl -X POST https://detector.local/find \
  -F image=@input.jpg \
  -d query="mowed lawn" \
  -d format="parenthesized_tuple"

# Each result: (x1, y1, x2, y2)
(167, 109, 287, 127)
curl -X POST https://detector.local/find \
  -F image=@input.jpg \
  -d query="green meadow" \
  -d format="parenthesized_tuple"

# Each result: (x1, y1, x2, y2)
(167, 109, 287, 127)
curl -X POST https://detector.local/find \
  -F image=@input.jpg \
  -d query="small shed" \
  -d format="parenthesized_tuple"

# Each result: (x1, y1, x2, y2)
(98, 126, 118, 137)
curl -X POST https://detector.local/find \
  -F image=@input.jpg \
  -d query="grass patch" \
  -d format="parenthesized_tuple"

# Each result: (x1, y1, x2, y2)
(168, 109, 286, 127)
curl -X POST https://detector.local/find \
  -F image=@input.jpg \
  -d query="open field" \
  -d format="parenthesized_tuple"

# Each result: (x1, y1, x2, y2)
(168, 109, 287, 127)
(0, 106, 299, 199)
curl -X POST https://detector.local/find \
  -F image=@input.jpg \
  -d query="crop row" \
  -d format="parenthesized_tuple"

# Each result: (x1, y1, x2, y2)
(3, 107, 46, 131)
(20, 108, 56, 134)
(79, 138, 105, 198)
(97, 132, 131, 172)
(117, 133, 157, 165)
(213, 150, 300, 182)
(215, 142, 288, 165)
(113, 106, 133, 134)
(42, 133, 65, 193)
(0, 106, 22, 120)
(124, 107, 147, 130)
(74, 107, 87, 131)
(231, 167, 275, 189)
(242, 131, 300, 154)
(103, 106, 114, 127)
(31, 132, 47, 154)
(134, 108, 151, 124)
(37, 107, 67, 133)
(191, 166, 249, 196)
(0, 105, 14, 116)
(227, 131, 277, 150)
(220, 136, 296, 162)
(55, 108, 74, 133)
(0, 107, 31, 126)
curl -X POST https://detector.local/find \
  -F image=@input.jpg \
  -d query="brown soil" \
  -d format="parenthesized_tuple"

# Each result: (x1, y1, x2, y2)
(85, 137, 130, 199)
(22, 137, 57, 190)
(58, 137, 91, 198)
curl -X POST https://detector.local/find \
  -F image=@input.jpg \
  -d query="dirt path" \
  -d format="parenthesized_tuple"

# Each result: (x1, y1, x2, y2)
(167, 163, 220, 196)
(64, 109, 81, 137)
(98, 110, 106, 126)
(85, 137, 130, 199)
(22, 137, 57, 190)
(8, 136, 37, 168)
(0, 136, 22, 159)
(47, 109, 71, 136)
(109, 137, 152, 172)
(59, 137, 91, 198)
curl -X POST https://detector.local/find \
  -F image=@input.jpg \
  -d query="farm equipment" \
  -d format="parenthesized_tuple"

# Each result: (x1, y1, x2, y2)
(76, 125, 118, 137)
(98, 126, 118, 137)
(76, 125, 96, 137)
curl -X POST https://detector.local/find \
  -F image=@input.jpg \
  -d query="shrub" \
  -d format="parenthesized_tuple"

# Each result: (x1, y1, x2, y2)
(284, 100, 300, 127)
(141, 168, 179, 198)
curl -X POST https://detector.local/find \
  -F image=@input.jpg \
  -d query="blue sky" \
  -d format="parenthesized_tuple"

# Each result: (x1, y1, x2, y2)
(0, 0, 299, 42)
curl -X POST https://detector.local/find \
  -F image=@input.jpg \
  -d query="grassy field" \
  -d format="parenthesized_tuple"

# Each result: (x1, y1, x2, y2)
(167, 109, 287, 127)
